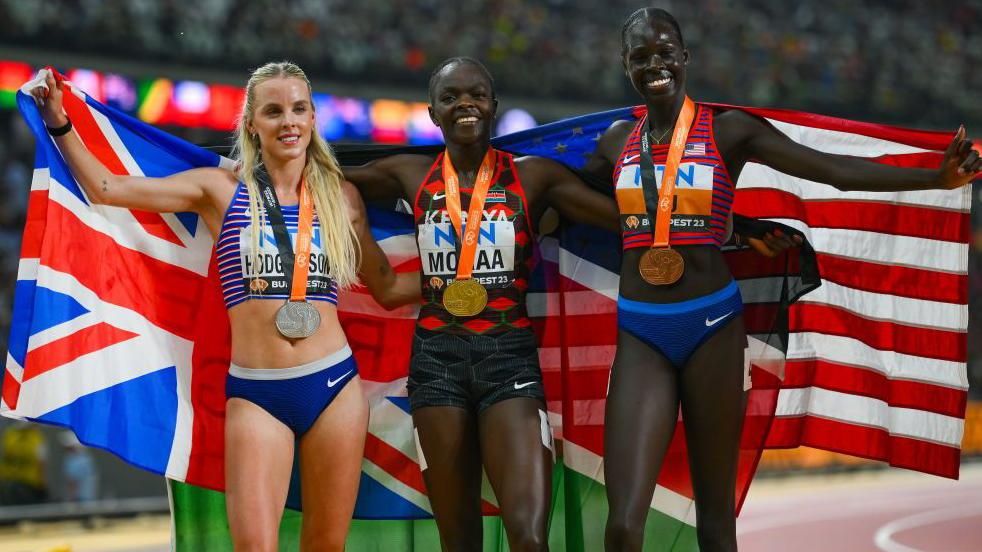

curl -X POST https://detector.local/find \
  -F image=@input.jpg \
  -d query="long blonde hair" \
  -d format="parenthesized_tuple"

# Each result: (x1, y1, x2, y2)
(231, 62, 359, 290)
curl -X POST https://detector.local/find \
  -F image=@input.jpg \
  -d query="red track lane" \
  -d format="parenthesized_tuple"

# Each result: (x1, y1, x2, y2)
(737, 463, 982, 551)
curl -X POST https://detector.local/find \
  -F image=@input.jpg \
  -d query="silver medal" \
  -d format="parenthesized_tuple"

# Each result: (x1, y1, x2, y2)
(275, 300, 321, 339)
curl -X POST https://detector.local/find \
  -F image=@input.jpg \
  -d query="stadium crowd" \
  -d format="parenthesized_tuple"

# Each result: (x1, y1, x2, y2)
(1, 0, 980, 129)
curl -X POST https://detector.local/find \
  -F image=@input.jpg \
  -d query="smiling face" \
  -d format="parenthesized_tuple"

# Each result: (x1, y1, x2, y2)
(246, 76, 315, 164)
(622, 17, 689, 104)
(428, 61, 498, 146)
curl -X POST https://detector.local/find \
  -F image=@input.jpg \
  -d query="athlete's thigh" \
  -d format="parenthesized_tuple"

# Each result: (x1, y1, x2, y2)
(604, 329, 680, 514)
(298, 377, 369, 550)
(478, 397, 552, 527)
(413, 405, 484, 547)
(225, 398, 295, 547)
(678, 315, 747, 517)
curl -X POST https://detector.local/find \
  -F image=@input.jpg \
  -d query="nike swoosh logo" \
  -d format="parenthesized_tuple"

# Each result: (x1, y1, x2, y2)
(327, 369, 354, 388)
(624, 154, 640, 163)
(432, 192, 446, 200)
(705, 311, 734, 327)
(514, 381, 537, 390)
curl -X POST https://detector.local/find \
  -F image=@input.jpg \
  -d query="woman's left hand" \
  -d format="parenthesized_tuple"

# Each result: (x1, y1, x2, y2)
(744, 229, 803, 258)
(938, 126, 981, 190)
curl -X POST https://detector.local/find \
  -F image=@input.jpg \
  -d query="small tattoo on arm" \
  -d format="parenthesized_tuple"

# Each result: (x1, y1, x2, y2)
(101, 179, 108, 192)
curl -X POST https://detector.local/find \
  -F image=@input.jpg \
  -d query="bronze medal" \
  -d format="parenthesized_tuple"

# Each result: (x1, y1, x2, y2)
(442, 278, 488, 317)
(639, 248, 685, 285)
(619, 97, 697, 287)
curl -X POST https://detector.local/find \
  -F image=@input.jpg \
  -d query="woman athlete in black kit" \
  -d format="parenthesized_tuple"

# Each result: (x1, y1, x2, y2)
(344, 58, 621, 552)
(585, 8, 981, 552)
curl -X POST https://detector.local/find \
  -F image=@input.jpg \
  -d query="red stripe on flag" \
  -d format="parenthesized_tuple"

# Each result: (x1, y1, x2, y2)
(786, 303, 965, 363)
(339, 311, 415, 383)
(564, 315, 618, 348)
(555, 368, 610, 402)
(782, 359, 967, 419)
(765, 415, 960, 478)
(184, 257, 229, 490)
(23, 322, 138, 381)
(363, 433, 500, 514)
(708, 103, 955, 151)
(815, 253, 966, 304)
(42, 201, 205, 339)
(363, 433, 428, 496)
(733, 188, 969, 243)
(60, 86, 184, 247)
(20, 189, 49, 260)
(2, 371, 21, 410)
(60, 88, 128, 175)
(727, 235, 966, 306)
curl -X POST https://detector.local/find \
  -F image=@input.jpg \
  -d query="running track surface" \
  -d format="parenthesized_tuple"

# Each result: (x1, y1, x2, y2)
(0, 464, 978, 551)
(738, 462, 982, 552)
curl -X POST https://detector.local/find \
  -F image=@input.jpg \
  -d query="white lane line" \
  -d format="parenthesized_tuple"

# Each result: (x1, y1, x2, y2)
(739, 483, 982, 536)
(874, 502, 982, 552)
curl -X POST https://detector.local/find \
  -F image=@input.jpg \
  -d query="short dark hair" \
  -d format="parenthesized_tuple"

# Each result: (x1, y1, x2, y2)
(621, 8, 685, 56)
(427, 57, 496, 103)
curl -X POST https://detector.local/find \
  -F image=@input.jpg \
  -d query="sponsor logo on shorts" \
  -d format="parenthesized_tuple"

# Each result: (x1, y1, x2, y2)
(327, 369, 354, 388)
(514, 381, 537, 390)
(705, 311, 734, 327)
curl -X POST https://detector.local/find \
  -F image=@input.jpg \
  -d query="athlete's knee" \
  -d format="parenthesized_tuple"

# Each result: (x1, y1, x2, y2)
(439, 533, 483, 552)
(301, 531, 345, 552)
(230, 526, 278, 552)
(499, 491, 549, 551)
(604, 509, 646, 551)
(694, 527, 737, 552)
(504, 522, 548, 552)
(693, 513, 737, 552)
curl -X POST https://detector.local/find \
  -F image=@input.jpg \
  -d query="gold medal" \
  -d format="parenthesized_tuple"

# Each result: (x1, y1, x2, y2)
(442, 278, 488, 317)
(638, 248, 685, 285)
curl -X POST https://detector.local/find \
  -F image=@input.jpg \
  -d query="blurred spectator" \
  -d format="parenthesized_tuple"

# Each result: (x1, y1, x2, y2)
(0, 421, 49, 505)
(0, 0, 979, 130)
(60, 431, 98, 502)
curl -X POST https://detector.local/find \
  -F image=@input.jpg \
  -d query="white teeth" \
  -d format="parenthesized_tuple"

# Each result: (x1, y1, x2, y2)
(647, 77, 671, 87)
(456, 116, 479, 124)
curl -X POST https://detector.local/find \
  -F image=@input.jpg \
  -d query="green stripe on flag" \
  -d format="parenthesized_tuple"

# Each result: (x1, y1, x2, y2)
(170, 462, 696, 551)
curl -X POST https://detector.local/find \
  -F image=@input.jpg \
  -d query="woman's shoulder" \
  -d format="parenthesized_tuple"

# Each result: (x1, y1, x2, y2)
(593, 118, 637, 162)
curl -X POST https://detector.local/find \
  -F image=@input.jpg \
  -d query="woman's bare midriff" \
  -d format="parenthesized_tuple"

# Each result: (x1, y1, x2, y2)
(227, 300, 348, 369)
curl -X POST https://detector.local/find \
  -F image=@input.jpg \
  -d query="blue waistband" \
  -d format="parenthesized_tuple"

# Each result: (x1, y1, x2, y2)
(617, 280, 740, 314)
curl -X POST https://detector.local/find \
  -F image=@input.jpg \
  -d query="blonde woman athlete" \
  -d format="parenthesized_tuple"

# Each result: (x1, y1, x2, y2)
(31, 62, 417, 551)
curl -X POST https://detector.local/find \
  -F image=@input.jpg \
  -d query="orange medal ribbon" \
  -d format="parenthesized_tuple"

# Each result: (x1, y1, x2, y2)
(637, 96, 696, 285)
(289, 182, 315, 301)
(441, 149, 496, 316)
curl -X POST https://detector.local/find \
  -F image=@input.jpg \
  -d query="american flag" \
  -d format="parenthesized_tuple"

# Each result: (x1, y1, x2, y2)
(3, 72, 971, 547)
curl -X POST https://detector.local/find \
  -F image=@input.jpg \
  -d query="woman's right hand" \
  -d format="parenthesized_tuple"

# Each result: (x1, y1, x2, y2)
(29, 70, 68, 128)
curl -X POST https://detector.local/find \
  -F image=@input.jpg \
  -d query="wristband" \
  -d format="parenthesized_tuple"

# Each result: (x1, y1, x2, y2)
(46, 119, 72, 137)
